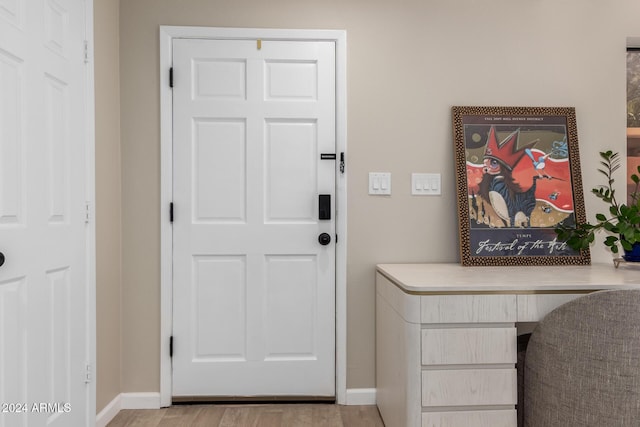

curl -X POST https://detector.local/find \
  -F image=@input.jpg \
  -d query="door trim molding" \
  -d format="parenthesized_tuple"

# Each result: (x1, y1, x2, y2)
(84, 0, 97, 424)
(159, 26, 347, 406)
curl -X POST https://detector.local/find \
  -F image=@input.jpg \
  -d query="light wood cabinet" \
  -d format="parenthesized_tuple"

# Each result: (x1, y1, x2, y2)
(376, 263, 640, 427)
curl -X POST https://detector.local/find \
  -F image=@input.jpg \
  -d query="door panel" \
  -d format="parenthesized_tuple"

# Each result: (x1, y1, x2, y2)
(44, 74, 69, 223)
(0, 51, 23, 225)
(265, 119, 317, 222)
(0, 277, 27, 426)
(47, 268, 71, 425)
(172, 38, 336, 397)
(193, 255, 247, 361)
(193, 118, 246, 222)
(265, 60, 318, 100)
(194, 59, 246, 99)
(264, 255, 317, 359)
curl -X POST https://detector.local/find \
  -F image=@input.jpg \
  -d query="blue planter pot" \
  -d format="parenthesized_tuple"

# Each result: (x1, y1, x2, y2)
(623, 242, 640, 262)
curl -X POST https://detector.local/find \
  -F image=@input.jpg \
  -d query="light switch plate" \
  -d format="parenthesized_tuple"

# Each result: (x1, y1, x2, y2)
(412, 173, 441, 195)
(369, 172, 391, 195)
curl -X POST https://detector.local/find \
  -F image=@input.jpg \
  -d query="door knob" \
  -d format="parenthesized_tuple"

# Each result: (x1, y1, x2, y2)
(0, 252, 4, 267)
(318, 233, 331, 246)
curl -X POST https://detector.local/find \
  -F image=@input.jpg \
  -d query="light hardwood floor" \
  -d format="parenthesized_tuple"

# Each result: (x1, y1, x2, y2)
(107, 404, 385, 427)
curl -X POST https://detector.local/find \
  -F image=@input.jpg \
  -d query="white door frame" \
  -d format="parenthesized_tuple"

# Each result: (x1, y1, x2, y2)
(159, 26, 347, 406)
(84, 0, 97, 424)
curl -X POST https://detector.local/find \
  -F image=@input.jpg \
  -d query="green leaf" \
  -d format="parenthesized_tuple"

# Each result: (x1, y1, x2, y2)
(625, 229, 635, 242)
(605, 236, 618, 245)
(595, 213, 607, 222)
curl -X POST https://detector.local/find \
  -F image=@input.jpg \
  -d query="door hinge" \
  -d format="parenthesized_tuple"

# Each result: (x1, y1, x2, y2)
(169, 336, 173, 358)
(170, 202, 174, 223)
(83, 40, 90, 64)
(84, 363, 92, 384)
(340, 152, 345, 174)
(336, 234, 339, 244)
(169, 67, 173, 88)
(85, 201, 92, 224)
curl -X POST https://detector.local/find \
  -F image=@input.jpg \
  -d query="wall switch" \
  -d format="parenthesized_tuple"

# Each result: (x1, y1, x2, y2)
(369, 172, 391, 195)
(412, 173, 441, 195)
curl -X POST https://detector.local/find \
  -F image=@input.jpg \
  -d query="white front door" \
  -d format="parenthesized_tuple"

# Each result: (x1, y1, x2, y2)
(0, 0, 90, 426)
(171, 38, 336, 398)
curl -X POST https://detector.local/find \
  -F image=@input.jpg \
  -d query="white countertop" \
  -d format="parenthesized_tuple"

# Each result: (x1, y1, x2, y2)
(376, 263, 640, 293)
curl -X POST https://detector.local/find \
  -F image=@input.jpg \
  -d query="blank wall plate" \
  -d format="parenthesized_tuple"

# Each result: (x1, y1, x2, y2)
(412, 173, 441, 195)
(369, 172, 391, 195)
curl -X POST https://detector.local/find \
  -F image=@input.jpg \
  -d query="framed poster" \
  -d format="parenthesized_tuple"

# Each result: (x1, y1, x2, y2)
(452, 106, 590, 266)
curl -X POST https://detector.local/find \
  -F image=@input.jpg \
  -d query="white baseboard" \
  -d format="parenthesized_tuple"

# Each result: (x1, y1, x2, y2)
(345, 388, 377, 405)
(121, 392, 161, 409)
(95, 392, 161, 427)
(96, 394, 121, 427)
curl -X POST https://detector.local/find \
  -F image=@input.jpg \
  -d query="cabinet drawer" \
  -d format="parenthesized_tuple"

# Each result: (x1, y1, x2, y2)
(420, 295, 516, 323)
(422, 410, 516, 427)
(422, 369, 516, 407)
(421, 328, 516, 365)
(517, 293, 586, 322)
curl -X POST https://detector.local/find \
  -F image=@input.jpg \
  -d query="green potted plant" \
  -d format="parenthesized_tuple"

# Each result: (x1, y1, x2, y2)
(555, 150, 640, 260)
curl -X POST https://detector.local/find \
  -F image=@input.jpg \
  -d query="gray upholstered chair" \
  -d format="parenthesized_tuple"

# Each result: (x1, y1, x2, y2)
(523, 289, 640, 427)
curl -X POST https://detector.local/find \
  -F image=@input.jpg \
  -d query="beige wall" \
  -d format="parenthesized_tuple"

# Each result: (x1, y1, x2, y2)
(116, 0, 640, 392)
(95, 0, 122, 413)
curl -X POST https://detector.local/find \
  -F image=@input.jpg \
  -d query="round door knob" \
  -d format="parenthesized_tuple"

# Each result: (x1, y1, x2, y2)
(318, 233, 331, 246)
(0, 252, 4, 267)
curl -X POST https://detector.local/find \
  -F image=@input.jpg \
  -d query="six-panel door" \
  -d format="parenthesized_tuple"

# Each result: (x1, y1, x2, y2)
(171, 38, 337, 397)
(0, 0, 89, 425)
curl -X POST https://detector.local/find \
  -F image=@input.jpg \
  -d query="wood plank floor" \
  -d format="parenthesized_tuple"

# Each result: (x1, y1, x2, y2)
(107, 404, 385, 427)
